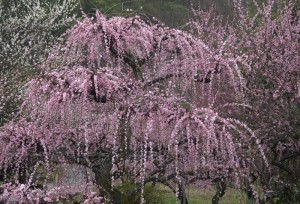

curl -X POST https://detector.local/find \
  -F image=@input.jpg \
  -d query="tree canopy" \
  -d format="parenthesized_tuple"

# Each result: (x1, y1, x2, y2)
(0, 0, 299, 203)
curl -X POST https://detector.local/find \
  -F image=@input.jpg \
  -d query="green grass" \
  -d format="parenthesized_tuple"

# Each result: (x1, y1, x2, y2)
(152, 184, 247, 204)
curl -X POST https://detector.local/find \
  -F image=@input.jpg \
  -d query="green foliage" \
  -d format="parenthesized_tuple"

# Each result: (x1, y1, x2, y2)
(78, 0, 189, 27)
(138, 0, 189, 27)
(78, 0, 122, 16)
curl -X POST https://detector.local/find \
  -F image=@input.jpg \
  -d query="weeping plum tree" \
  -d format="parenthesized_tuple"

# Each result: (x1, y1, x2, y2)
(0, 2, 282, 204)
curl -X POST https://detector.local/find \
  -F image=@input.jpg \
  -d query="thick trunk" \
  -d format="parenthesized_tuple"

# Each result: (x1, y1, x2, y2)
(212, 179, 226, 204)
(179, 184, 189, 204)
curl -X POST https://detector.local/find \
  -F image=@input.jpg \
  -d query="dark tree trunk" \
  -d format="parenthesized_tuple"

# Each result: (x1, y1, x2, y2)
(179, 183, 189, 204)
(212, 179, 226, 204)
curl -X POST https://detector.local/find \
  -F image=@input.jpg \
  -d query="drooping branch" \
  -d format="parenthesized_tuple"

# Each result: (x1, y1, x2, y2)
(143, 73, 184, 88)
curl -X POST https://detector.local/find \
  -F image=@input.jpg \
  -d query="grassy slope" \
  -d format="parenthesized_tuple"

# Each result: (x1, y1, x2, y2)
(154, 185, 247, 204)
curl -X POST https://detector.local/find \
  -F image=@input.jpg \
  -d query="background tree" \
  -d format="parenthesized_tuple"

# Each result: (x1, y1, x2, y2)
(190, 0, 300, 202)
(0, 0, 77, 126)
(237, 1, 300, 202)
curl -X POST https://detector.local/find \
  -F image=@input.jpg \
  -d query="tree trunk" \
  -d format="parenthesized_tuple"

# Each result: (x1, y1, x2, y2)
(212, 179, 226, 204)
(179, 184, 189, 204)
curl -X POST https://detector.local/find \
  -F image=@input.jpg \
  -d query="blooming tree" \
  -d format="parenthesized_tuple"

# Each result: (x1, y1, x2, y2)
(190, 0, 300, 202)
(0, 5, 272, 202)
(234, 1, 300, 202)
(0, 0, 77, 126)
